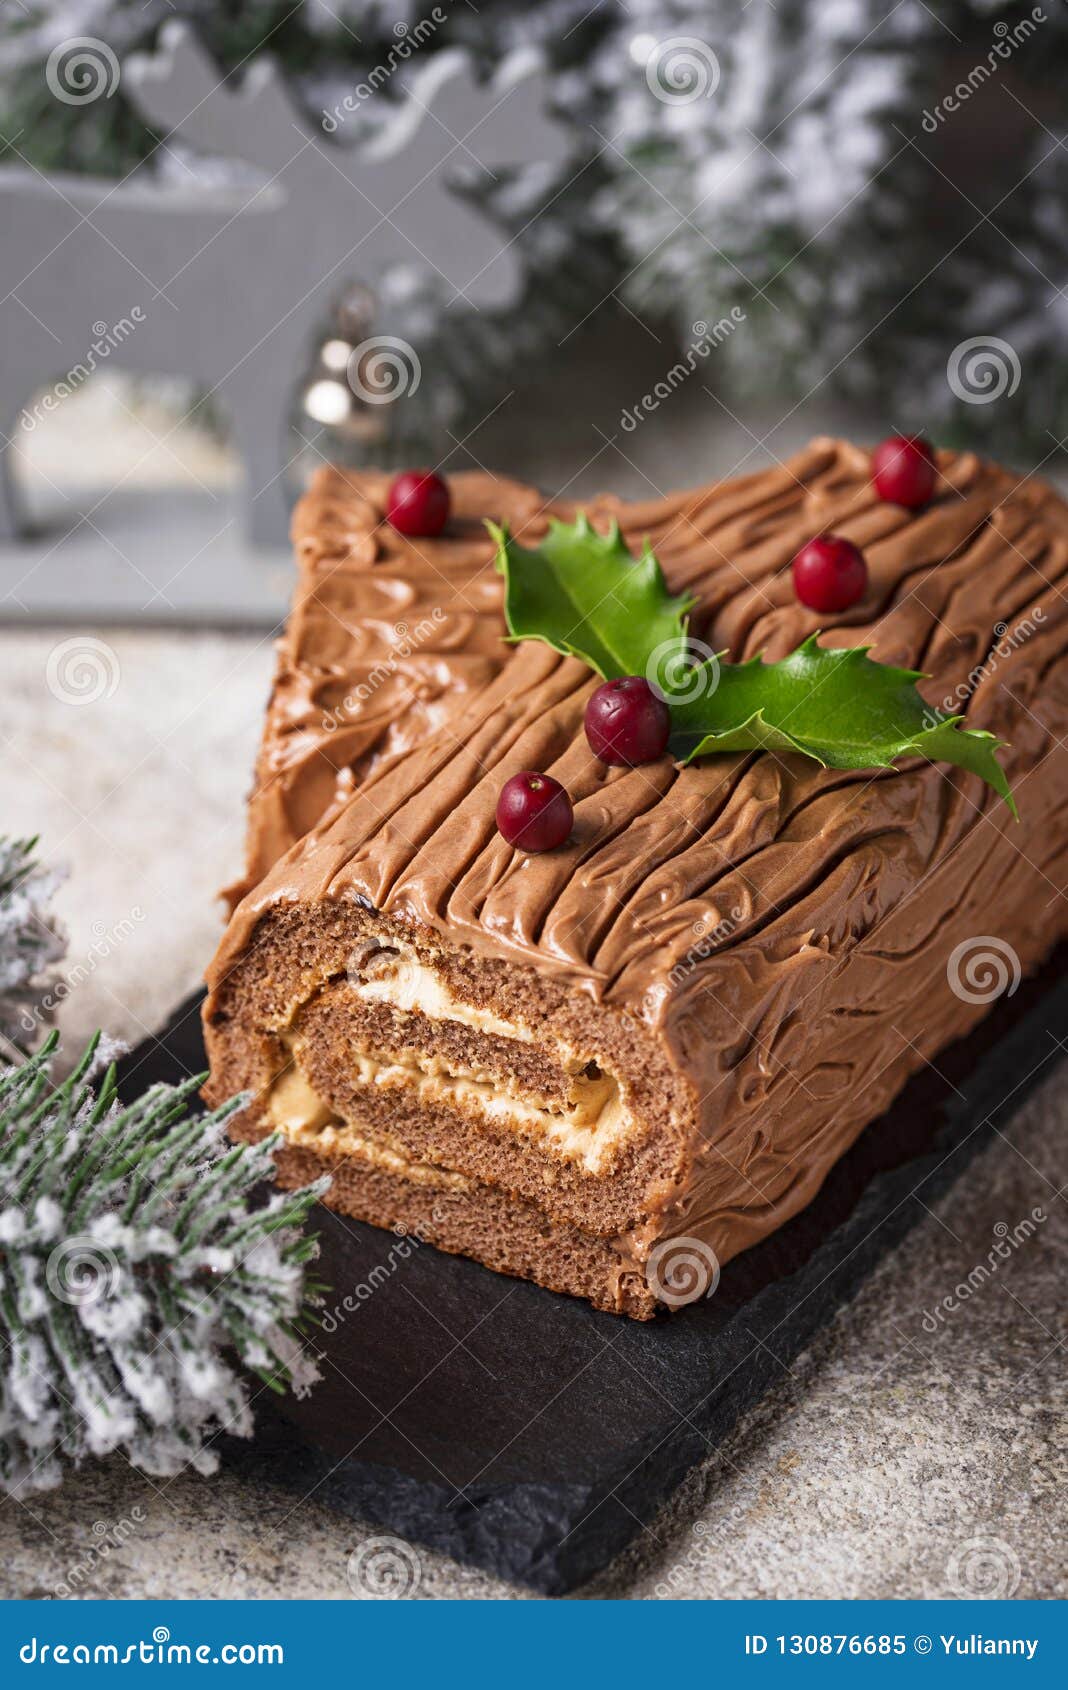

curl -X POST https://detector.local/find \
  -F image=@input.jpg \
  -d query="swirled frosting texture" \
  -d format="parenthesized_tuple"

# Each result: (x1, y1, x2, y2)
(232, 464, 569, 905)
(213, 439, 1068, 1278)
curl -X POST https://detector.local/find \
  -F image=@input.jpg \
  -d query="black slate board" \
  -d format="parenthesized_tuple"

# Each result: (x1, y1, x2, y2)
(116, 958, 1068, 1595)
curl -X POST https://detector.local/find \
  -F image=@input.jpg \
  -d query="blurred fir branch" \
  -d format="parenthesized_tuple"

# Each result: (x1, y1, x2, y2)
(3, 1, 1065, 461)
(0, 2, 615, 463)
(0, 837, 66, 1059)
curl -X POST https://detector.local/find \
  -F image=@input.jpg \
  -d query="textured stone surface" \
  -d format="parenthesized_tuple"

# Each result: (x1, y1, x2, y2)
(1, 616, 1065, 1601)
(0, 626, 271, 1057)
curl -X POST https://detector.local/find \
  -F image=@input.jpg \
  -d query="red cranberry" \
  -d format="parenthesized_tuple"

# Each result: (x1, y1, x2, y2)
(871, 435, 936, 509)
(792, 534, 868, 614)
(386, 470, 450, 537)
(584, 676, 671, 766)
(496, 773, 573, 852)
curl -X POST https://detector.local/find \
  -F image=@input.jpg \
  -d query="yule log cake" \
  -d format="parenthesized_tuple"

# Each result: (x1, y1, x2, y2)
(205, 438, 1068, 1319)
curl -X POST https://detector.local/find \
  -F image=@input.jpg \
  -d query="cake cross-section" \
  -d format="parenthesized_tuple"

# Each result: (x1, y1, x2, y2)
(204, 439, 1068, 1317)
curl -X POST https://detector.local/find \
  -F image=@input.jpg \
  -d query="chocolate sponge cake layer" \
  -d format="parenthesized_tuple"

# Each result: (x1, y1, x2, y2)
(205, 901, 690, 1243)
(206, 439, 1068, 1317)
(248, 1131, 662, 1321)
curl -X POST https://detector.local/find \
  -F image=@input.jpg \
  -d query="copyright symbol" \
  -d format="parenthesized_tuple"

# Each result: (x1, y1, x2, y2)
(914, 1635, 933, 1655)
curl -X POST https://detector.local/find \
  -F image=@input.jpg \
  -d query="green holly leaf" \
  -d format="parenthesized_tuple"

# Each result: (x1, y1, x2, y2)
(671, 637, 1016, 815)
(489, 515, 694, 679)
(487, 516, 1015, 813)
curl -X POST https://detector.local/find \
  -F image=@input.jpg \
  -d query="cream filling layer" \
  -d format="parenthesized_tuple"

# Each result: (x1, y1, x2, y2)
(339, 943, 636, 1170)
(346, 1048, 627, 1172)
(268, 1032, 631, 1174)
(270, 1068, 472, 1190)
(351, 952, 532, 1044)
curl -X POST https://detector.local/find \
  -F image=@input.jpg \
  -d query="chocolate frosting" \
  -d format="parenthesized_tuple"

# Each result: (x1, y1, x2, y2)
(233, 465, 569, 903)
(212, 438, 1068, 1271)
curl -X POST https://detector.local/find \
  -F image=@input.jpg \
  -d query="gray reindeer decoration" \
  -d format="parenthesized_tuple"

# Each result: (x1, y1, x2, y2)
(0, 24, 570, 546)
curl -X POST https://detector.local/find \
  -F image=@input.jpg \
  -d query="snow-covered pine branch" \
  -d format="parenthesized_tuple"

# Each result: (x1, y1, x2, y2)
(0, 1034, 327, 1496)
(0, 837, 66, 1058)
